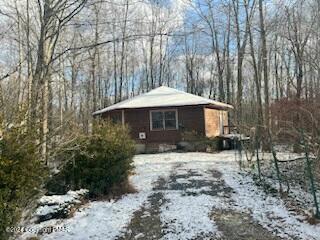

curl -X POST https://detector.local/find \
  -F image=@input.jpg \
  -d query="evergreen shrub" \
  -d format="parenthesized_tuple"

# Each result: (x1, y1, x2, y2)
(0, 125, 47, 239)
(46, 121, 135, 198)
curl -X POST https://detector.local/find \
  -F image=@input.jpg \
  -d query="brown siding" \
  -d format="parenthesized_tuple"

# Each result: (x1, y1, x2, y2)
(178, 105, 205, 137)
(204, 108, 228, 138)
(101, 110, 122, 123)
(101, 105, 205, 144)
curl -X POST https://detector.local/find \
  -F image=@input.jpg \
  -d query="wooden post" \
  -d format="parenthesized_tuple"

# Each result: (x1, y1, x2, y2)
(121, 110, 125, 127)
(255, 133, 262, 182)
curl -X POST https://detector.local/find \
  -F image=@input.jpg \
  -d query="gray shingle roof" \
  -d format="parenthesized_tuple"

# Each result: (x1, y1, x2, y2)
(93, 86, 233, 115)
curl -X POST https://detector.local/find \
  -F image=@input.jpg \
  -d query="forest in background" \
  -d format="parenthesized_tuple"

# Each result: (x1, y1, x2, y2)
(0, 0, 319, 163)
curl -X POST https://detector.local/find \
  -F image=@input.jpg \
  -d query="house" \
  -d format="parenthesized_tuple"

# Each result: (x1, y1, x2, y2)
(93, 86, 233, 152)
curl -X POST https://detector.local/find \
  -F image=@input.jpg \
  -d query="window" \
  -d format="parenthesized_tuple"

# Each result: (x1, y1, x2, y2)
(150, 110, 178, 130)
(164, 111, 177, 129)
(151, 111, 164, 129)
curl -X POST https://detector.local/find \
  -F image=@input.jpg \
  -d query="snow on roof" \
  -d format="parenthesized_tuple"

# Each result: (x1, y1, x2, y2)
(93, 86, 233, 115)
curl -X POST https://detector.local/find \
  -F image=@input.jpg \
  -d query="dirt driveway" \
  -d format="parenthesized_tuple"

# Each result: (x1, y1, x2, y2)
(24, 151, 320, 240)
(118, 160, 281, 240)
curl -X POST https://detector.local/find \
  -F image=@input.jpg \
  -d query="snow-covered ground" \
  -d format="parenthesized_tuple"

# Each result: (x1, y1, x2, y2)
(249, 150, 320, 216)
(34, 189, 88, 221)
(20, 151, 320, 240)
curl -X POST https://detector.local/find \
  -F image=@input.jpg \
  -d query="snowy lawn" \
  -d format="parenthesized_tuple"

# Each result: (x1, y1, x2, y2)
(20, 151, 320, 240)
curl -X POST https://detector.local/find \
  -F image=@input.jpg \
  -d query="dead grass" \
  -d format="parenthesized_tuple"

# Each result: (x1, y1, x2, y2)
(306, 215, 320, 225)
(67, 198, 90, 218)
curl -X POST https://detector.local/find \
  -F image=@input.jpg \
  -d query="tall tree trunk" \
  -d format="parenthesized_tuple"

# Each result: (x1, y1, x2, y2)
(226, 4, 232, 104)
(158, 34, 163, 86)
(259, 0, 269, 128)
(248, 10, 263, 129)
(119, 0, 129, 100)
(113, 28, 118, 103)
(232, 0, 252, 124)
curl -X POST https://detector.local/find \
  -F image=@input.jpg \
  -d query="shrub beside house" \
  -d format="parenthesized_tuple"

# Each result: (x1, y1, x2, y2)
(0, 120, 135, 239)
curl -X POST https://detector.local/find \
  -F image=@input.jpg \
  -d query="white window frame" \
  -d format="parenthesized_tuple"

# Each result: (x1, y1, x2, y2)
(149, 109, 179, 131)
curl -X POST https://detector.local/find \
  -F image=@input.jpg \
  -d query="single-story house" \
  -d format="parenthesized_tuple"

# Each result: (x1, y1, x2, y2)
(93, 86, 233, 151)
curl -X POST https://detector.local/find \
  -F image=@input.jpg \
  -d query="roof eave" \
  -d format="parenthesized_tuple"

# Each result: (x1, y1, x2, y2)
(93, 102, 233, 116)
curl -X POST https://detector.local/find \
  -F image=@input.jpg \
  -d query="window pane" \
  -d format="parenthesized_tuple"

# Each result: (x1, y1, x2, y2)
(152, 112, 164, 129)
(164, 111, 176, 129)
(164, 111, 176, 120)
(152, 120, 164, 129)
(165, 119, 176, 129)
(152, 111, 163, 121)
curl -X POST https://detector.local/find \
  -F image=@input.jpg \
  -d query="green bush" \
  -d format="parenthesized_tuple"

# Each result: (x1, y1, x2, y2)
(0, 125, 47, 239)
(46, 121, 135, 197)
